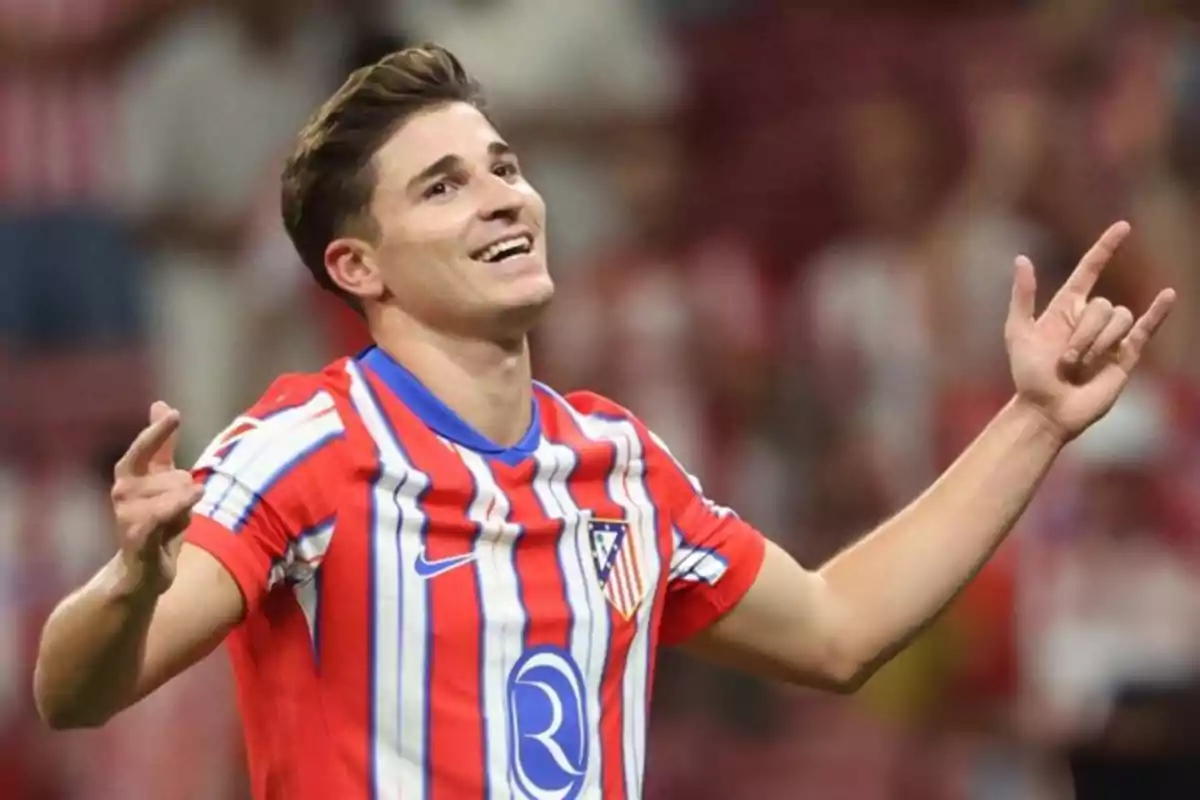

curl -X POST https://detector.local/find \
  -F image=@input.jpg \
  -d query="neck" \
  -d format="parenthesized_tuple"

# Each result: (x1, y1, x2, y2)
(370, 312, 534, 447)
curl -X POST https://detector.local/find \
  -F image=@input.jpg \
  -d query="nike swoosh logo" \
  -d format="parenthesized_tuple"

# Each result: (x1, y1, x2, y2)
(414, 549, 477, 579)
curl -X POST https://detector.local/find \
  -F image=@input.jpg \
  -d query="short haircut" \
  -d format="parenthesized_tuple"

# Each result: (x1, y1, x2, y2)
(280, 44, 484, 308)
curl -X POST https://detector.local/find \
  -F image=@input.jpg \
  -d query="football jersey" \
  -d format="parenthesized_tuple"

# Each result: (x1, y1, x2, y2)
(185, 346, 766, 800)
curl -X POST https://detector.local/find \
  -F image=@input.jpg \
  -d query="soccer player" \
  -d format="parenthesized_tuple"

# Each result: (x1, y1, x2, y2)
(33, 45, 1175, 800)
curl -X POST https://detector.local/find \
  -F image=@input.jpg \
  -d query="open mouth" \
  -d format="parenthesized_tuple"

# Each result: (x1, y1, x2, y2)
(472, 234, 534, 264)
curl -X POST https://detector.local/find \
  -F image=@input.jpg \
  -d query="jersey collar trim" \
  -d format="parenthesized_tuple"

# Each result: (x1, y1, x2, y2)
(357, 345, 542, 466)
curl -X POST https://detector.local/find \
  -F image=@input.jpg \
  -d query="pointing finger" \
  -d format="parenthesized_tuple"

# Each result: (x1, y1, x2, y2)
(114, 406, 181, 479)
(147, 402, 180, 471)
(1053, 221, 1131, 307)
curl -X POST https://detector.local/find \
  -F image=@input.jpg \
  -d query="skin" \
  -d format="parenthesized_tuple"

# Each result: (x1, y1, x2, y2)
(32, 102, 1177, 730)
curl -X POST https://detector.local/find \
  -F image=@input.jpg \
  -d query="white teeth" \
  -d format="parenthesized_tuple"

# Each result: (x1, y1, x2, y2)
(480, 235, 532, 262)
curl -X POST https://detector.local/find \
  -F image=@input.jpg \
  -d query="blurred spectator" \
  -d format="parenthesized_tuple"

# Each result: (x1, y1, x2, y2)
(234, 19, 408, 371)
(926, 68, 1053, 385)
(0, 0, 185, 359)
(537, 121, 786, 536)
(781, 93, 949, 502)
(379, 0, 684, 270)
(1018, 376, 1200, 797)
(117, 0, 346, 456)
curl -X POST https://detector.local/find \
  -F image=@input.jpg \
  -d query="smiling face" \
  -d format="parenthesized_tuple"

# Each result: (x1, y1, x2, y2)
(325, 102, 553, 340)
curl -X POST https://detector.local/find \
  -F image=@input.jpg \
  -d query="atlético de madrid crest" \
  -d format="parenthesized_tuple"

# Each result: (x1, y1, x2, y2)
(588, 518, 647, 620)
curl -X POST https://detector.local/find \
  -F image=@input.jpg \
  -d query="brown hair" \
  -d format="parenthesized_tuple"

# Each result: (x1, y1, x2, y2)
(280, 44, 484, 307)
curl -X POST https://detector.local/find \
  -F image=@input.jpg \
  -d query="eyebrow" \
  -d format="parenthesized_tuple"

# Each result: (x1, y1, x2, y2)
(405, 141, 515, 194)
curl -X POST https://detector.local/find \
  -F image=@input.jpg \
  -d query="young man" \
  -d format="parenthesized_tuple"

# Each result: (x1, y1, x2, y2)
(32, 45, 1175, 800)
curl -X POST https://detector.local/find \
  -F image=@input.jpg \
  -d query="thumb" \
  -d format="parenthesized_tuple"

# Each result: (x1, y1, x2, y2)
(147, 401, 180, 470)
(1006, 255, 1037, 341)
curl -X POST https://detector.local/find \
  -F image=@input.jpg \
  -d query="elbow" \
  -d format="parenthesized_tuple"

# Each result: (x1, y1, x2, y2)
(809, 633, 879, 696)
(36, 701, 112, 732)
(32, 665, 112, 731)
(827, 664, 873, 696)
(764, 641, 869, 695)
(820, 655, 871, 696)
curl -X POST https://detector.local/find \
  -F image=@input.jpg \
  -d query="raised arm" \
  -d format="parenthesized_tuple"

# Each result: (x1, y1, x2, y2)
(686, 221, 1177, 691)
(33, 403, 244, 729)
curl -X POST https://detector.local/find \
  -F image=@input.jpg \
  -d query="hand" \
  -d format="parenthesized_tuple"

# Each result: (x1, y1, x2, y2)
(110, 401, 204, 596)
(1005, 221, 1176, 443)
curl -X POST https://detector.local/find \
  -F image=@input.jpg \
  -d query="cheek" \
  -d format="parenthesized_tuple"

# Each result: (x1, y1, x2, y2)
(526, 187, 548, 222)
(380, 216, 462, 265)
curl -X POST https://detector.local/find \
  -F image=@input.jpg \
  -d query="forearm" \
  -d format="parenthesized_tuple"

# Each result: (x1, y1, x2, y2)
(33, 554, 159, 729)
(819, 397, 1063, 681)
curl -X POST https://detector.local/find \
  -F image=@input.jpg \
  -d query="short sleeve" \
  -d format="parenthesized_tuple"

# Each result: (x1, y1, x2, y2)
(184, 386, 345, 614)
(649, 432, 767, 647)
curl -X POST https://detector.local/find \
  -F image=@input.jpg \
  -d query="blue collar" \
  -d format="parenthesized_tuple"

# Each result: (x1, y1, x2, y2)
(357, 346, 542, 467)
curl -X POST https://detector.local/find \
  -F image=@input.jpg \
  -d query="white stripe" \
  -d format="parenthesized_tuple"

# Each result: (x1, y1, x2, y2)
(574, 413, 661, 799)
(293, 578, 320, 654)
(531, 438, 608, 794)
(347, 363, 430, 800)
(453, 445, 522, 797)
(195, 392, 342, 527)
(284, 520, 333, 657)
(199, 413, 343, 531)
(668, 527, 728, 585)
(270, 520, 337, 592)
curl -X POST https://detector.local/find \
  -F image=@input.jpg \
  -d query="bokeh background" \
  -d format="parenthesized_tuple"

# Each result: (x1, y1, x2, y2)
(4, 0, 1200, 797)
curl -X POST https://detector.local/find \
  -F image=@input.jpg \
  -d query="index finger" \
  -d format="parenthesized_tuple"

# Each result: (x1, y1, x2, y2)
(1053, 221, 1131, 305)
(114, 408, 182, 478)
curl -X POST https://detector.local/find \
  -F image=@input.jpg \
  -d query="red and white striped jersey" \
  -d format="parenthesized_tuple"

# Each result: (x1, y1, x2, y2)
(185, 347, 766, 800)
(0, 0, 132, 207)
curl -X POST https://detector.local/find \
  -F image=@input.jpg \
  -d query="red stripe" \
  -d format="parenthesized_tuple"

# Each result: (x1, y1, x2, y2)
(612, 547, 633, 616)
(538, 390, 632, 800)
(305, 387, 373, 800)
(616, 547, 637, 618)
(630, 425, 677, 717)
(364, 372, 487, 799)
(503, 458, 572, 651)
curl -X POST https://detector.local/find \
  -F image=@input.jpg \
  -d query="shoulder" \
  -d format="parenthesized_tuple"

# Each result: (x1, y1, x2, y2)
(247, 359, 356, 416)
(537, 384, 676, 463)
(560, 388, 637, 422)
(536, 384, 640, 431)
(193, 361, 354, 474)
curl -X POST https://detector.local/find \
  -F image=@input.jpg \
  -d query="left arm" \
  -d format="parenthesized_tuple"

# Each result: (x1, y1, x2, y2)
(685, 221, 1176, 691)
(688, 398, 1059, 692)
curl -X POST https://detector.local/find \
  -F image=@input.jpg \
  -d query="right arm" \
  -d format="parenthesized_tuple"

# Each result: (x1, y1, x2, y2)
(33, 544, 243, 729)
(32, 401, 245, 729)
(34, 386, 345, 729)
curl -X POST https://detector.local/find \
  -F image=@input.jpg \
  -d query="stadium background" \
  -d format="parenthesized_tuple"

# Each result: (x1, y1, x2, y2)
(3, 0, 1200, 797)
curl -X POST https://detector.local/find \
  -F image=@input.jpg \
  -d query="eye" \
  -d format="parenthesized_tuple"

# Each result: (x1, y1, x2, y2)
(493, 161, 519, 179)
(423, 180, 450, 199)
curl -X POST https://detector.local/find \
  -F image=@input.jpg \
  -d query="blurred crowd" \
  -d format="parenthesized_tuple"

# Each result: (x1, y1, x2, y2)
(4, 0, 1200, 798)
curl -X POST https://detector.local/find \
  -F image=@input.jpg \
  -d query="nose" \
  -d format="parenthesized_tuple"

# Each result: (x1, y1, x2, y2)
(476, 173, 525, 223)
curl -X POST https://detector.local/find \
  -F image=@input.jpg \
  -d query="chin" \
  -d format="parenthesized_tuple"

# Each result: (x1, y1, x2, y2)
(506, 269, 555, 306)
(491, 276, 555, 334)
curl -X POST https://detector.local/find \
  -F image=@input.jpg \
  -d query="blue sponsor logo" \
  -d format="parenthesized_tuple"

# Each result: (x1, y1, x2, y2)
(507, 646, 588, 800)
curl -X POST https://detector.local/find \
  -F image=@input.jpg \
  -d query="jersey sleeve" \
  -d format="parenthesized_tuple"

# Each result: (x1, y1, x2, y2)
(184, 382, 346, 615)
(648, 431, 768, 647)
